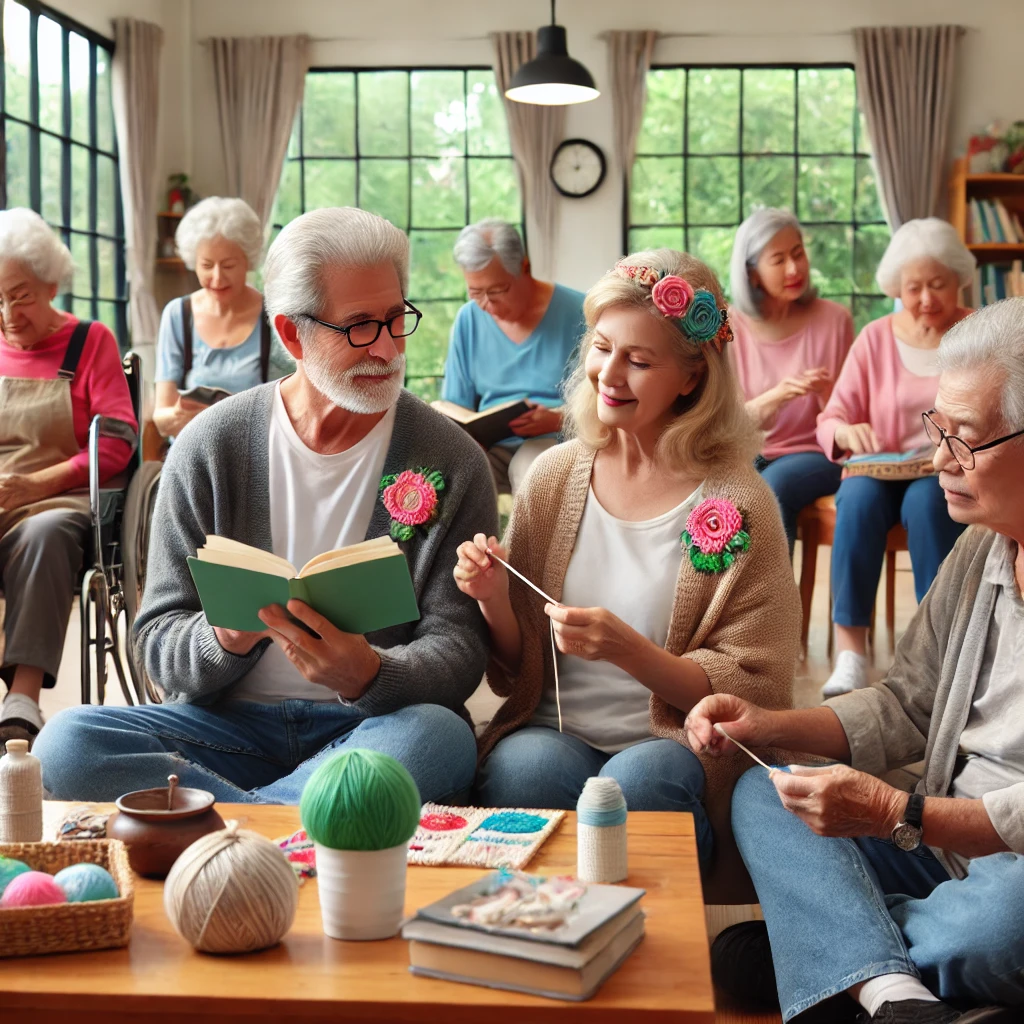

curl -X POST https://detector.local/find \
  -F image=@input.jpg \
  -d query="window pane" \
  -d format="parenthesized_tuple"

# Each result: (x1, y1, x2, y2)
(70, 231, 93, 294)
(4, 120, 32, 207)
(630, 156, 682, 226)
(636, 69, 684, 155)
(853, 225, 891, 293)
(97, 154, 117, 235)
(271, 158, 301, 228)
(404, 375, 442, 403)
(688, 227, 736, 294)
(411, 157, 465, 228)
(70, 144, 89, 229)
(687, 156, 739, 225)
(97, 299, 118, 335)
(40, 132, 64, 224)
(797, 156, 854, 223)
(805, 224, 853, 295)
(37, 15, 64, 135)
(466, 70, 510, 156)
(359, 158, 409, 228)
(853, 295, 893, 334)
(798, 67, 855, 154)
(69, 32, 90, 144)
(71, 295, 93, 319)
(97, 237, 117, 298)
(304, 159, 356, 210)
(854, 156, 885, 224)
(96, 48, 114, 152)
(408, 229, 463, 299)
(687, 69, 739, 155)
(742, 69, 795, 153)
(3, 1, 31, 121)
(405, 298, 461, 381)
(628, 226, 684, 253)
(303, 72, 355, 156)
(743, 156, 795, 217)
(358, 71, 409, 157)
(856, 106, 872, 155)
(411, 70, 465, 157)
(468, 158, 519, 224)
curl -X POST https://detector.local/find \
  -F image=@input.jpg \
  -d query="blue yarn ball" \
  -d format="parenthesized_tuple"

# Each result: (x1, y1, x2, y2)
(53, 863, 119, 903)
(0, 857, 30, 898)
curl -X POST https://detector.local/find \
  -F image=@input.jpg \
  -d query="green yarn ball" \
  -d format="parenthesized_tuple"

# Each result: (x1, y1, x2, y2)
(300, 749, 421, 852)
(0, 857, 30, 898)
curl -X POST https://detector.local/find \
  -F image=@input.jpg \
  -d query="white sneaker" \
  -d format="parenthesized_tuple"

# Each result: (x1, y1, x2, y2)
(822, 650, 869, 698)
(0, 693, 45, 751)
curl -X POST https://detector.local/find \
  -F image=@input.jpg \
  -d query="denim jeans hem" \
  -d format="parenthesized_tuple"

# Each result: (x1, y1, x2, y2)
(782, 959, 920, 1022)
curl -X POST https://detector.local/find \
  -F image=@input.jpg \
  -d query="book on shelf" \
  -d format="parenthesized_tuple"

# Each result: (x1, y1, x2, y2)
(187, 534, 419, 634)
(967, 199, 1024, 244)
(971, 262, 1024, 307)
(431, 397, 531, 449)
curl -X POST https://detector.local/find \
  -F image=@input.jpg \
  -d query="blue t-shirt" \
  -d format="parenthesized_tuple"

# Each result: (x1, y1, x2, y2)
(441, 284, 586, 426)
(155, 296, 294, 392)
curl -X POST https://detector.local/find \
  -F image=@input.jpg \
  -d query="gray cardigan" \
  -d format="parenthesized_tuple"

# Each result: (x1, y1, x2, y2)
(825, 526, 1022, 878)
(132, 386, 498, 716)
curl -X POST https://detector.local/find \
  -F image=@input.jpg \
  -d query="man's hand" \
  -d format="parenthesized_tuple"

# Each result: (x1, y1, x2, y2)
(771, 763, 905, 838)
(544, 603, 638, 664)
(213, 626, 271, 656)
(258, 599, 381, 701)
(834, 422, 882, 455)
(509, 401, 562, 438)
(0, 472, 51, 512)
(683, 692, 777, 757)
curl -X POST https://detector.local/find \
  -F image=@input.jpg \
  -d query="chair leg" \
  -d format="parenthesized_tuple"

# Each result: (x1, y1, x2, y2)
(798, 523, 819, 661)
(80, 570, 95, 706)
(886, 550, 897, 655)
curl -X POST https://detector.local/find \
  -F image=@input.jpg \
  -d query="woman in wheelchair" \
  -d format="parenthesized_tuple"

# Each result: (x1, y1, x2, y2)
(0, 208, 137, 749)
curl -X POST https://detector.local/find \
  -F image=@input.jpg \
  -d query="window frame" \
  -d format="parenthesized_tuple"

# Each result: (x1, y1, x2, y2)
(1, 0, 127, 344)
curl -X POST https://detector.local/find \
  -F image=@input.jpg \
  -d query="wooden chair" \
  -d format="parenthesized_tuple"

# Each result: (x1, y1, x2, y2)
(797, 496, 908, 658)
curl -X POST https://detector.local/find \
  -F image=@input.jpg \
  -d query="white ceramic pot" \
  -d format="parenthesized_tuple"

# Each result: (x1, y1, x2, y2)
(314, 842, 408, 941)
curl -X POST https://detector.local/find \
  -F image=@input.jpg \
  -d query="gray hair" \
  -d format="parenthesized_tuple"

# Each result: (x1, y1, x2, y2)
(875, 217, 976, 299)
(262, 207, 410, 326)
(729, 207, 816, 317)
(453, 218, 525, 275)
(0, 207, 74, 290)
(175, 196, 264, 271)
(938, 297, 1024, 430)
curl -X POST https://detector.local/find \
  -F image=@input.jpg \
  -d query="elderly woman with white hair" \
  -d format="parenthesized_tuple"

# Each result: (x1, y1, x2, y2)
(729, 208, 854, 552)
(0, 208, 136, 748)
(817, 218, 975, 696)
(153, 197, 294, 438)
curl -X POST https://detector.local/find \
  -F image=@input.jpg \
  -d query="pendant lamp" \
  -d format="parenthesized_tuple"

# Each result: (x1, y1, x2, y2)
(505, 0, 600, 106)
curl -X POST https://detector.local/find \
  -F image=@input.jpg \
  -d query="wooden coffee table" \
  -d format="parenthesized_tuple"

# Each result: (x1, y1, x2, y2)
(0, 803, 714, 1023)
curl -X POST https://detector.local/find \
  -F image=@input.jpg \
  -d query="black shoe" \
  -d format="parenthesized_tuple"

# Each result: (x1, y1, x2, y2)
(710, 920, 779, 1011)
(0, 719, 39, 753)
(857, 1000, 960, 1023)
(953, 1009, 1023, 1023)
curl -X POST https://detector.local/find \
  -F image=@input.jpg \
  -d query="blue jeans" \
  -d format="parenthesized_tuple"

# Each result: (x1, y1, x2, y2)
(757, 452, 843, 555)
(831, 474, 966, 627)
(33, 700, 477, 805)
(475, 726, 713, 866)
(732, 768, 1024, 1021)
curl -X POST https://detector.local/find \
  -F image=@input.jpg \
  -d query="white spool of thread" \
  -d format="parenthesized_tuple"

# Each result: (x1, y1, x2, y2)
(0, 739, 43, 843)
(576, 777, 628, 883)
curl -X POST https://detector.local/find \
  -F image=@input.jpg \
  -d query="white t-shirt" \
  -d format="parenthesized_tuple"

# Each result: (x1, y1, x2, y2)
(531, 483, 703, 753)
(232, 385, 397, 703)
(893, 335, 940, 377)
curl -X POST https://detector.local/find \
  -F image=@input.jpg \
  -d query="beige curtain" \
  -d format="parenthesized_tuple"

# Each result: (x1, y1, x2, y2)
(491, 32, 566, 281)
(606, 31, 657, 193)
(111, 17, 163, 353)
(209, 35, 310, 231)
(853, 26, 963, 229)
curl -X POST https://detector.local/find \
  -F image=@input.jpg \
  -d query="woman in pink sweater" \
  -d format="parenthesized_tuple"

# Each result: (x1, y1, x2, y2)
(729, 209, 854, 553)
(0, 209, 136, 747)
(817, 218, 975, 696)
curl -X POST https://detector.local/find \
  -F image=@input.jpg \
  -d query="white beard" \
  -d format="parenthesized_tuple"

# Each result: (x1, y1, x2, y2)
(303, 344, 405, 415)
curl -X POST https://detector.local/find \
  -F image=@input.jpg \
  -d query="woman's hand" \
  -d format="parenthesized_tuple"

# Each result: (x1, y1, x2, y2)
(683, 692, 777, 757)
(509, 402, 562, 438)
(544, 603, 638, 664)
(213, 626, 270, 656)
(0, 471, 56, 511)
(153, 381, 208, 437)
(454, 534, 509, 605)
(834, 422, 882, 455)
(748, 369, 829, 428)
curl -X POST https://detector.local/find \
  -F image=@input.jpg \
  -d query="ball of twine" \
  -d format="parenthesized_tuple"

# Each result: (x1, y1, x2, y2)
(300, 749, 421, 852)
(163, 821, 299, 954)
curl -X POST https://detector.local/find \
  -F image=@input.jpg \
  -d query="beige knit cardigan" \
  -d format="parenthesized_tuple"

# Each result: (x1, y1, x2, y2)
(478, 440, 800, 897)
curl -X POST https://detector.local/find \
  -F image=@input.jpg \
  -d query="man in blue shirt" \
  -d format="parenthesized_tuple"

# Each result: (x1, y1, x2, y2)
(441, 219, 585, 494)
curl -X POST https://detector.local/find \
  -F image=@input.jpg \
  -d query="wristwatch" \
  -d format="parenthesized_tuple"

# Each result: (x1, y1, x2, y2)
(891, 792, 925, 851)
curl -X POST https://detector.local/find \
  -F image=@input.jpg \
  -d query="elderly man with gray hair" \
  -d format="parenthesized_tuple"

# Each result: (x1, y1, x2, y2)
(689, 298, 1024, 1022)
(34, 207, 498, 805)
(441, 218, 585, 494)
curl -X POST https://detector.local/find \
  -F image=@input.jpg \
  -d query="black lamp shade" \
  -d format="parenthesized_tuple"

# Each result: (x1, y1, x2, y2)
(505, 25, 600, 106)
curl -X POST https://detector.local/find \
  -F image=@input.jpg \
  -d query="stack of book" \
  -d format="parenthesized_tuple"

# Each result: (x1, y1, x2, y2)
(968, 261, 1024, 307)
(967, 199, 1024, 243)
(403, 871, 646, 1001)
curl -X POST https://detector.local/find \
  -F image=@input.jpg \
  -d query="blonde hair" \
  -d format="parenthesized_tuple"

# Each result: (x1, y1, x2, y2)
(563, 248, 759, 475)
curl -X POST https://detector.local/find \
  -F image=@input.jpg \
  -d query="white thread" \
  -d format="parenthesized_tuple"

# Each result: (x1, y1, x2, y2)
(576, 777, 628, 883)
(714, 723, 775, 773)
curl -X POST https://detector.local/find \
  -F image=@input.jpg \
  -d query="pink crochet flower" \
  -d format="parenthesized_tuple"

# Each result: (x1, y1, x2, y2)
(615, 261, 661, 288)
(382, 470, 438, 526)
(651, 275, 695, 318)
(685, 498, 744, 555)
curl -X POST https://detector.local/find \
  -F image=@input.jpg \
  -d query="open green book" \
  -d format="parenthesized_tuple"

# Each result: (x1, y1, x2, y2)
(187, 535, 420, 634)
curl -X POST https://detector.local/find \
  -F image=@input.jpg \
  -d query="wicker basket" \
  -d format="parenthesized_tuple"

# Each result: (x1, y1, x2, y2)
(0, 839, 134, 957)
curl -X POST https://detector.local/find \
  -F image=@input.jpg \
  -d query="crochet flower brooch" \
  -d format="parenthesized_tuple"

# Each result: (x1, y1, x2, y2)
(615, 261, 733, 354)
(380, 468, 445, 541)
(681, 498, 750, 573)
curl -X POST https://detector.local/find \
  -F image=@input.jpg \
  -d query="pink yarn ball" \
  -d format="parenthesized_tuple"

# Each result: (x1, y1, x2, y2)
(0, 871, 68, 908)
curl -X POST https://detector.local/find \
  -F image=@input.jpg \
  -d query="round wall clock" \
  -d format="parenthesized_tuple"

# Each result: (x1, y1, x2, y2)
(550, 138, 607, 199)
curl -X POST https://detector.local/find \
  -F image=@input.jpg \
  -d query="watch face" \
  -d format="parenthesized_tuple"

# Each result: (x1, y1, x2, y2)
(892, 823, 923, 851)
(551, 141, 606, 198)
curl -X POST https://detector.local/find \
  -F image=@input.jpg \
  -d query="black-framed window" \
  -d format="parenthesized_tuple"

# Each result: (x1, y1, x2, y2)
(629, 65, 891, 332)
(271, 67, 521, 401)
(1, 0, 127, 343)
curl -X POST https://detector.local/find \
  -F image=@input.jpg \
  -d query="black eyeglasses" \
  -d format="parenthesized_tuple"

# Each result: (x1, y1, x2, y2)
(922, 409, 1024, 471)
(301, 301, 422, 348)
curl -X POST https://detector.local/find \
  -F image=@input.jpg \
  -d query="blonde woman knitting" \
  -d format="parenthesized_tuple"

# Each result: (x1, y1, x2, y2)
(454, 250, 800, 867)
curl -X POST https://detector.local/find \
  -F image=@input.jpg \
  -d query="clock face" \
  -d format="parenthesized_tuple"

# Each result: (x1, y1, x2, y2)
(550, 139, 606, 198)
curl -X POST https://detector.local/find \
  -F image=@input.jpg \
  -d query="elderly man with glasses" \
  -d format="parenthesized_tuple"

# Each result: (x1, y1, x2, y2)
(687, 298, 1024, 1023)
(34, 207, 498, 805)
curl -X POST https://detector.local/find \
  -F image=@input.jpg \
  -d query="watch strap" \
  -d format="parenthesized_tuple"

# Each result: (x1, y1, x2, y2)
(904, 792, 925, 829)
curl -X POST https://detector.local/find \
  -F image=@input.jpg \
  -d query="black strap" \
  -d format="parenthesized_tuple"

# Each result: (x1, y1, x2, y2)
(181, 296, 193, 389)
(260, 306, 270, 383)
(58, 319, 92, 381)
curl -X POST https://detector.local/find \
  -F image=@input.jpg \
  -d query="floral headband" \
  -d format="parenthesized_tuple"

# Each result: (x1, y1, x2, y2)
(614, 261, 734, 354)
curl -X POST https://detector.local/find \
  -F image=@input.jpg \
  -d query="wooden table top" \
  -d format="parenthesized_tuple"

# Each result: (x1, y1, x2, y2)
(0, 803, 714, 1024)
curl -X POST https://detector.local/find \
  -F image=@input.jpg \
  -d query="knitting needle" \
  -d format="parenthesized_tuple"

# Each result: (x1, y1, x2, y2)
(713, 724, 777, 774)
(486, 550, 561, 607)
